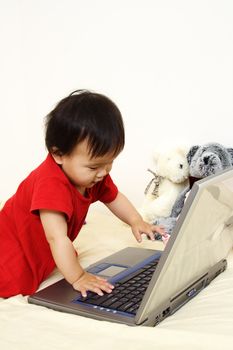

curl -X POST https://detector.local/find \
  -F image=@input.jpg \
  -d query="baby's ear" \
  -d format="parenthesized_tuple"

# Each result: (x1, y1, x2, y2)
(50, 147, 64, 165)
(187, 145, 199, 165)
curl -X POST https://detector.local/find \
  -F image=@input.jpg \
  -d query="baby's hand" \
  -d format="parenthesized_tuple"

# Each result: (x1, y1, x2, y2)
(131, 219, 166, 243)
(72, 271, 114, 298)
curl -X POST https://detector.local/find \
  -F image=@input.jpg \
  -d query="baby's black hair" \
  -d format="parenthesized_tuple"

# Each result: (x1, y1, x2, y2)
(45, 89, 125, 158)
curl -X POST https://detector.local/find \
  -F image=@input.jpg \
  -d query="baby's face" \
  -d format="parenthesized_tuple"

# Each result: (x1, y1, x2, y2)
(52, 140, 115, 194)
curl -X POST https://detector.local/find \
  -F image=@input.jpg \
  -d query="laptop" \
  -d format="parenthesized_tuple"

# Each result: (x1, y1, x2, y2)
(28, 167, 233, 326)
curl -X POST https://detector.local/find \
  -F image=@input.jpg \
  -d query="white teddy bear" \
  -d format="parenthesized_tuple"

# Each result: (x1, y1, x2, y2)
(140, 147, 189, 224)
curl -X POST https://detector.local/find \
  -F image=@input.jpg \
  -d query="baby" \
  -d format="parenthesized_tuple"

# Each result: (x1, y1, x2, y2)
(0, 89, 164, 298)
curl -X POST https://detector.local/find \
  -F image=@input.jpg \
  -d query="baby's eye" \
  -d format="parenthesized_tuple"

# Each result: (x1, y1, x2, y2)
(89, 167, 98, 170)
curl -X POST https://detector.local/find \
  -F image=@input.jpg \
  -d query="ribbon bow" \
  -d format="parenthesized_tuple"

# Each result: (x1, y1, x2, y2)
(144, 169, 162, 197)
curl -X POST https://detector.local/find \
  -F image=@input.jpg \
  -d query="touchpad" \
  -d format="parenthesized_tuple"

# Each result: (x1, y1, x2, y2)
(87, 263, 128, 277)
(96, 265, 127, 277)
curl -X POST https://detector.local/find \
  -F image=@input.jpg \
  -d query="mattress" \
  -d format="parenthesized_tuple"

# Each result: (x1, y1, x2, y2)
(1, 209, 233, 350)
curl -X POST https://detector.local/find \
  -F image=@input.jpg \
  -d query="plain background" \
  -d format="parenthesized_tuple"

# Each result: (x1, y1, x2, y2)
(0, 0, 233, 208)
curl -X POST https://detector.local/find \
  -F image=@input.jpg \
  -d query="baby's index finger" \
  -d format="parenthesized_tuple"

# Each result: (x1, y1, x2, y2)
(151, 225, 166, 235)
(144, 230, 155, 241)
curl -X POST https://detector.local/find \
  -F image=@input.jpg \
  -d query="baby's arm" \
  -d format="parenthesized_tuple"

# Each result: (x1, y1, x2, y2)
(105, 192, 165, 242)
(39, 210, 114, 297)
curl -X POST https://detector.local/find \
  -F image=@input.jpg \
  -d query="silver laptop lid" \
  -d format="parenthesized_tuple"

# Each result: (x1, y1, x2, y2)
(136, 167, 233, 324)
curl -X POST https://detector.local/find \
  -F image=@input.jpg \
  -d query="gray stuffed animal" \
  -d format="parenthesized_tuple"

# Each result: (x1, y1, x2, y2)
(155, 142, 233, 239)
(187, 142, 233, 178)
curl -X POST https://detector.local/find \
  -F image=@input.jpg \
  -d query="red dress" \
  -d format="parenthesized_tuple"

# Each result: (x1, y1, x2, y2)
(0, 154, 118, 297)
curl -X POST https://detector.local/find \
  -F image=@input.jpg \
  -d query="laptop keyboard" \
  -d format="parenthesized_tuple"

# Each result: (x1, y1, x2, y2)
(76, 259, 159, 315)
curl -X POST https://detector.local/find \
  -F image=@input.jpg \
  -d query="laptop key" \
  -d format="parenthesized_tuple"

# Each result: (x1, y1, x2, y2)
(101, 297, 119, 307)
(86, 294, 110, 305)
(117, 269, 145, 284)
(118, 301, 135, 312)
(110, 301, 125, 309)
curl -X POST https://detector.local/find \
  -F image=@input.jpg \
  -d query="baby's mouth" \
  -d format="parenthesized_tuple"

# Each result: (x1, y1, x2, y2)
(94, 178, 104, 183)
(90, 179, 103, 186)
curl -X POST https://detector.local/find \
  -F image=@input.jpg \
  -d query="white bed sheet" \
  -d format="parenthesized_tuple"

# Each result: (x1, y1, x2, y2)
(1, 209, 233, 350)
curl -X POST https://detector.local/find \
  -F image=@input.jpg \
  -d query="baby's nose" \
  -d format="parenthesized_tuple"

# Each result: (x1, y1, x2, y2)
(97, 167, 108, 177)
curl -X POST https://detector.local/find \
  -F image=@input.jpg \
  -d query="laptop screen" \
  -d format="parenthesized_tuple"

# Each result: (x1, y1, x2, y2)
(137, 167, 233, 323)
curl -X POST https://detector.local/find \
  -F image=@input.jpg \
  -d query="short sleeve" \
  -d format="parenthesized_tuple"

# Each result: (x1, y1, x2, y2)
(91, 175, 118, 203)
(30, 176, 73, 220)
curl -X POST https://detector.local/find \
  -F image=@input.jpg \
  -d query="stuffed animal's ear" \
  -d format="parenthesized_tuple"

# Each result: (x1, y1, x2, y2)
(227, 148, 233, 165)
(187, 145, 199, 164)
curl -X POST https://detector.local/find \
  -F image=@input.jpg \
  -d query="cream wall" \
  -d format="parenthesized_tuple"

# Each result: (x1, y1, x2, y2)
(0, 0, 233, 207)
